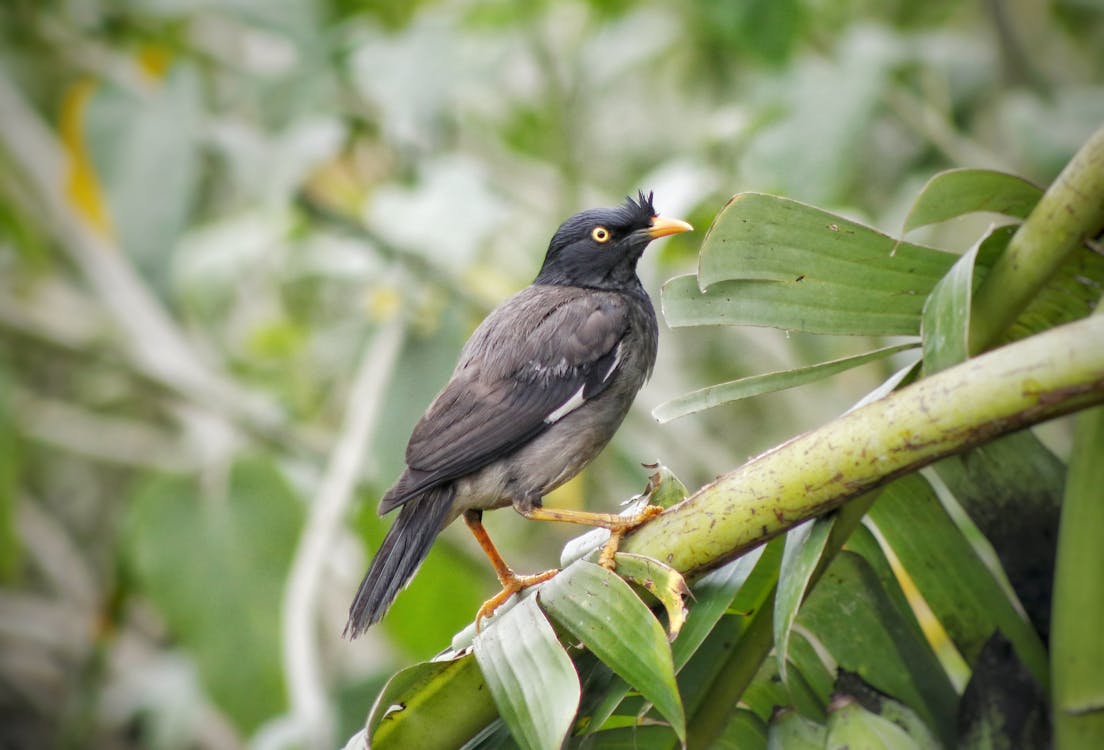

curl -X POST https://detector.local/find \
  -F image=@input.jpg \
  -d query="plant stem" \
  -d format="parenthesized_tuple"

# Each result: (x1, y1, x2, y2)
(1051, 406, 1104, 749)
(621, 314, 1104, 577)
(969, 124, 1104, 352)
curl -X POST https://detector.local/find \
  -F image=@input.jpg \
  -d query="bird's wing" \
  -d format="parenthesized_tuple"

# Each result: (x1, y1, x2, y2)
(390, 290, 628, 504)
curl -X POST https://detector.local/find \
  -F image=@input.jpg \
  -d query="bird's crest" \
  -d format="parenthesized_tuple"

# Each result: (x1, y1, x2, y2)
(616, 190, 656, 225)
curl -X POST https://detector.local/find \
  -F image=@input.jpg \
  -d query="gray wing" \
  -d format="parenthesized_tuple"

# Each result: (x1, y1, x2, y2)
(380, 289, 628, 511)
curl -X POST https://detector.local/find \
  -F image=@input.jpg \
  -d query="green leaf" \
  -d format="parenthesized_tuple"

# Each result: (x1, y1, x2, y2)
(716, 707, 769, 750)
(774, 517, 833, 684)
(611, 553, 688, 639)
(571, 651, 630, 738)
(662, 273, 928, 336)
(833, 671, 942, 750)
(576, 724, 679, 748)
(1001, 240, 1104, 345)
(458, 719, 514, 749)
(680, 545, 783, 744)
(933, 431, 1065, 643)
(863, 473, 1048, 686)
(369, 652, 498, 749)
(643, 463, 689, 508)
(674, 543, 774, 670)
(654, 342, 917, 422)
(849, 360, 921, 411)
(473, 596, 580, 750)
(125, 456, 302, 732)
(798, 552, 958, 745)
(539, 561, 685, 741)
(767, 708, 827, 749)
(902, 168, 1044, 234)
(921, 240, 979, 375)
(740, 652, 795, 721)
(661, 193, 957, 336)
(826, 697, 925, 750)
(787, 631, 837, 711)
(921, 225, 1013, 375)
(579, 545, 778, 741)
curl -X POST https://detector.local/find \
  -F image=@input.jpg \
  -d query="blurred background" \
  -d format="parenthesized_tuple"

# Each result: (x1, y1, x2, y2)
(1, 0, 1101, 747)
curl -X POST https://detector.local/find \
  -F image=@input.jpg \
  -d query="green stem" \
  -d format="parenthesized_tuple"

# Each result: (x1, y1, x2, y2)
(969, 124, 1104, 352)
(622, 314, 1104, 577)
(1051, 406, 1104, 749)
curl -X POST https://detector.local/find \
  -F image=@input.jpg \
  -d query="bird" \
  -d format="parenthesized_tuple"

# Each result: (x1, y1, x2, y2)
(344, 191, 692, 638)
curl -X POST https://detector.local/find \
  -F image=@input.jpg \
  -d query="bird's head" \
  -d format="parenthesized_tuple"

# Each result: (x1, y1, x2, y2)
(534, 191, 692, 290)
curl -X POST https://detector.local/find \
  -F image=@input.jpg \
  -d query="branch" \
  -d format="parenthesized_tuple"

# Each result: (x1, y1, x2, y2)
(969, 124, 1104, 351)
(622, 313, 1104, 576)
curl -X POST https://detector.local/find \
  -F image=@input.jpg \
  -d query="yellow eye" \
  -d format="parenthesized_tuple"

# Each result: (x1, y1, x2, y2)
(591, 226, 611, 243)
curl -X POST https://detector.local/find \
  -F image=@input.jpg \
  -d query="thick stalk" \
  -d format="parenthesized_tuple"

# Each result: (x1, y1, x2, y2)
(1051, 406, 1104, 749)
(969, 124, 1104, 352)
(621, 314, 1104, 576)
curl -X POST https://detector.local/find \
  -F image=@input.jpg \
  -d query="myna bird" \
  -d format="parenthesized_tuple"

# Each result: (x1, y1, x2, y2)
(344, 191, 692, 637)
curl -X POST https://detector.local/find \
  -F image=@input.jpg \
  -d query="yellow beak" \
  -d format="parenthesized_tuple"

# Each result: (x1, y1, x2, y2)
(648, 215, 694, 239)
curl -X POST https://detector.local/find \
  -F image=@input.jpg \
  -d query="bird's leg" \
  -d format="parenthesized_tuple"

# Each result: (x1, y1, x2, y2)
(515, 504, 665, 570)
(463, 510, 558, 630)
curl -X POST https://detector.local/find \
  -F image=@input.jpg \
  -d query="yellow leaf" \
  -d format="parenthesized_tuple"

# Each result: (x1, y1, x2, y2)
(136, 45, 172, 80)
(59, 79, 114, 237)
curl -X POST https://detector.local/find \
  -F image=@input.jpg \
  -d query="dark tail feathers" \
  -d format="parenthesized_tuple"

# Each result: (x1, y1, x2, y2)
(344, 485, 454, 638)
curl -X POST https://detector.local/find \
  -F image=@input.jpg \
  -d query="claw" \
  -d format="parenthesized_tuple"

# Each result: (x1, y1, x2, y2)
(597, 504, 664, 570)
(475, 568, 559, 631)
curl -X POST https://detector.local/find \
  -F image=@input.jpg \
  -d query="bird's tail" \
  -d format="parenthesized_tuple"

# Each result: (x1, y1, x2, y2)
(344, 485, 454, 638)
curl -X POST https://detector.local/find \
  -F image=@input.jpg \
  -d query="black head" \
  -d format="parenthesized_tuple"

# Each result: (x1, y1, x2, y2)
(534, 191, 692, 290)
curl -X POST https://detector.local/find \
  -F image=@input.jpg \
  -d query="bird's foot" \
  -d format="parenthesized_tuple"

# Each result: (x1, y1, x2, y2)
(598, 504, 665, 569)
(475, 568, 559, 631)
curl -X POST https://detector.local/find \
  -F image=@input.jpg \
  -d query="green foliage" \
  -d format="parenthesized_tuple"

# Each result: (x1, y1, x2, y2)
(474, 597, 580, 750)
(359, 131, 1104, 748)
(367, 651, 496, 747)
(126, 456, 303, 732)
(654, 342, 917, 422)
(664, 194, 958, 336)
(540, 562, 685, 742)
(864, 475, 1048, 685)
(902, 169, 1043, 233)
(1051, 406, 1104, 746)
(774, 517, 832, 687)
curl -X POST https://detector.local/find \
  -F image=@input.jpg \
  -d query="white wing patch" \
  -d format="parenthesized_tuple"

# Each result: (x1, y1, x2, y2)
(544, 342, 623, 424)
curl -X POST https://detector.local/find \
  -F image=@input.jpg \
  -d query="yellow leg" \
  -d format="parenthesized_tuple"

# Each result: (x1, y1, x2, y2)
(516, 504, 665, 569)
(463, 511, 558, 630)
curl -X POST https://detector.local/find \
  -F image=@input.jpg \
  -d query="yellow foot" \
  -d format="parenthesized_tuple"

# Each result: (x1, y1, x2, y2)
(598, 504, 665, 569)
(475, 568, 559, 631)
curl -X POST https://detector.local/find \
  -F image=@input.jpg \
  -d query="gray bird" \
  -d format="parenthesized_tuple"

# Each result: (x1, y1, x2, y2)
(345, 191, 692, 637)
